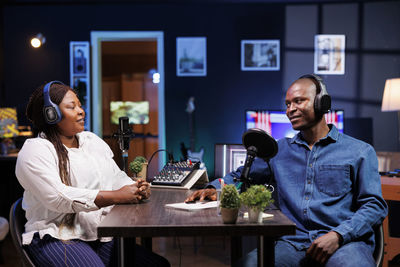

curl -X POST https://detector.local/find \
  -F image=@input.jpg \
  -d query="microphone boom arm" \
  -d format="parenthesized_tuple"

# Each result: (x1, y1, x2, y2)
(235, 128, 279, 193)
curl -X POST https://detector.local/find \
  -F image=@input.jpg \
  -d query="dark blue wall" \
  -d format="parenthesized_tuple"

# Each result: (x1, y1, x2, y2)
(2, 3, 285, 176)
(3, 1, 400, 177)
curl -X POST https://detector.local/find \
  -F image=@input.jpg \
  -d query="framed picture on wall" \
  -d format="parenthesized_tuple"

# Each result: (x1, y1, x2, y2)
(70, 41, 90, 130)
(314, 35, 345, 75)
(241, 40, 280, 71)
(176, 37, 207, 76)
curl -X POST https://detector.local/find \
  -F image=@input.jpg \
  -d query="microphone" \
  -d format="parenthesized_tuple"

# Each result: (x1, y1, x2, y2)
(112, 117, 134, 172)
(242, 128, 278, 159)
(117, 116, 132, 152)
(237, 128, 278, 191)
(239, 145, 257, 186)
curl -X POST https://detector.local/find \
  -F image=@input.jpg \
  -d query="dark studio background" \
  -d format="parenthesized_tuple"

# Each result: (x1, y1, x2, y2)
(1, 0, 400, 177)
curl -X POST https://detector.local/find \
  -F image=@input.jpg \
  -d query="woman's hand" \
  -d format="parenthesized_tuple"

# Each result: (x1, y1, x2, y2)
(136, 178, 151, 200)
(116, 184, 143, 204)
(95, 182, 147, 207)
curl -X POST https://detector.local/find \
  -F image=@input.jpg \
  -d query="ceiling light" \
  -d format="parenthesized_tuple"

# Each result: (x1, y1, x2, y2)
(30, 33, 46, 48)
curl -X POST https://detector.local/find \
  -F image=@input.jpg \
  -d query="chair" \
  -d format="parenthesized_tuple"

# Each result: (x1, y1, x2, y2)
(374, 224, 384, 267)
(9, 198, 35, 267)
(0, 216, 9, 264)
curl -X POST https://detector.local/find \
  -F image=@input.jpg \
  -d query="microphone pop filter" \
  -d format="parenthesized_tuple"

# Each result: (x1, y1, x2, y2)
(242, 128, 278, 159)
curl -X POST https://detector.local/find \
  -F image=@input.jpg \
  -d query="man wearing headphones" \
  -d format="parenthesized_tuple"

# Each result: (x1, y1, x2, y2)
(186, 74, 387, 266)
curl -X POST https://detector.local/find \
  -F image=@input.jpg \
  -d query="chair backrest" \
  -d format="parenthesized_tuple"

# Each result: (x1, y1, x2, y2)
(373, 224, 384, 267)
(9, 198, 35, 267)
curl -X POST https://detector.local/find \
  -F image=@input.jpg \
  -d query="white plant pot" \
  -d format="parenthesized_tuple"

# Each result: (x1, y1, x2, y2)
(248, 208, 263, 223)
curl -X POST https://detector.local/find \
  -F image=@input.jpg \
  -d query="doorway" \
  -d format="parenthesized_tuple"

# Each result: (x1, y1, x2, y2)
(91, 31, 165, 177)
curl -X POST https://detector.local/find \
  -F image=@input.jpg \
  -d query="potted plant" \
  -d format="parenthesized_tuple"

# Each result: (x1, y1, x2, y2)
(219, 184, 241, 224)
(129, 156, 148, 179)
(240, 185, 274, 223)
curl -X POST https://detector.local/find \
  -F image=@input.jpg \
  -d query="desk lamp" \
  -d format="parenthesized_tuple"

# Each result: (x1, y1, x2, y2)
(382, 78, 400, 144)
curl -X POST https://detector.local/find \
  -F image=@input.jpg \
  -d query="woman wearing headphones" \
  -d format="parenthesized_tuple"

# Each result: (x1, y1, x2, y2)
(15, 81, 170, 267)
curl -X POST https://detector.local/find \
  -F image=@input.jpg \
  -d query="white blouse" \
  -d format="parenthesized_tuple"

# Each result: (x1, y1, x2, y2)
(15, 131, 134, 245)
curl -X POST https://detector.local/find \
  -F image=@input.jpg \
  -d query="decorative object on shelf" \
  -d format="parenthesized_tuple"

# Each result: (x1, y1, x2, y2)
(129, 156, 148, 179)
(219, 184, 241, 224)
(240, 185, 274, 223)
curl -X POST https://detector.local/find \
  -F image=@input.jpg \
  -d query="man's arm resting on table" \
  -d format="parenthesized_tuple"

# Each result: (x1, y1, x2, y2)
(184, 188, 217, 203)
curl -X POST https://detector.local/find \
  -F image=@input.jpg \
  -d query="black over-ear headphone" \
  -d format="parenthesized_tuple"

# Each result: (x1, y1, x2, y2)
(298, 74, 331, 114)
(43, 80, 65, 124)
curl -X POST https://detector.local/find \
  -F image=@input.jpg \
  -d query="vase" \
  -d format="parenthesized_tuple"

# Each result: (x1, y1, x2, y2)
(137, 163, 148, 180)
(220, 207, 239, 224)
(248, 207, 263, 223)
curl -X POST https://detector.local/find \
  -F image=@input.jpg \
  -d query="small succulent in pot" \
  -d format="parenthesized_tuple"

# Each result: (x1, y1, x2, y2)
(129, 156, 148, 179)
(219, 184, 241, 224)
(240, 185, 274, 223)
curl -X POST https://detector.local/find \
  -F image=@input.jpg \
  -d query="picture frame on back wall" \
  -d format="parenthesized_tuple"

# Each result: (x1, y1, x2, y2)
(241, 40, 280, 71)
(314, 34, 345, 75)
(70, 41, 91, 130)
(176, 37, 207, 77)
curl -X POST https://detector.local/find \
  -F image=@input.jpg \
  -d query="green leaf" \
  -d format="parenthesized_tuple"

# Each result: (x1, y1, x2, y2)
(220, 184, 241, 209)
(239, 185, 274, 210)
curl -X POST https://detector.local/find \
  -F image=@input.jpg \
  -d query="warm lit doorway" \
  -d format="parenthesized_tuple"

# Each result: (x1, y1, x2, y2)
(91, 31, 165, 177)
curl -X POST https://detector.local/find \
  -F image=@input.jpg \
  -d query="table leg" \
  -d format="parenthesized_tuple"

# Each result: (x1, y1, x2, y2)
(141, 237, 153, 250)
(231, 236, 242, 266)
(118, 237, 124, 267)
(118, 237, 151, 267)
(117, 237, 136, 267)
(125, 237, 136, 266)
(258, 236, 275, 267)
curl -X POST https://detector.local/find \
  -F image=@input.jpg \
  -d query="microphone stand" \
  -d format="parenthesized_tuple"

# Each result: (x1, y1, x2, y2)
(235, 146, 257, 192)
(109, 132, 158, 172)
(113, 118, 135, 172)
(112, 118, 134, 267)
(113, 131, 134, 172)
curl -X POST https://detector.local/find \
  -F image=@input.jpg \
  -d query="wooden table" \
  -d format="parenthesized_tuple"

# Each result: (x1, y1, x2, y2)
(97, 188, 296, 267)
(381, 176, 400, 267)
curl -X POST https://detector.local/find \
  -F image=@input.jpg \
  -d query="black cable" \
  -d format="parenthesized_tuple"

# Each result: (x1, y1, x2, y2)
(265, 159, 279, 210)
(265, 160, 274, 191)
(147, 149, 172, 172)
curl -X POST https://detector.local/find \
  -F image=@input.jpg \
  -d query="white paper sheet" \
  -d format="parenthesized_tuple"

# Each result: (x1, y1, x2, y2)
(243, 212, 274, 219)
(165, 201, 218, 211)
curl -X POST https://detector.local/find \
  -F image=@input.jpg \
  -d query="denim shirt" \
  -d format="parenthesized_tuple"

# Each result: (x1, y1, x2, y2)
(210, 125, 388, 251)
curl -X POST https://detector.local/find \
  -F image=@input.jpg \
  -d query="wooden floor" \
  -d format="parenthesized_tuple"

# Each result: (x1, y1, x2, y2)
(0, 234, 231, 267)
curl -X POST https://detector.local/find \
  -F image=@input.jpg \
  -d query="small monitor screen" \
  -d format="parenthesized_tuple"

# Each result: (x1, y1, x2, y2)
(214, 144, 246, 178)
(110, 101, 149, 125)
(245, 110, 344, 140)
(0, 107, 19, 138)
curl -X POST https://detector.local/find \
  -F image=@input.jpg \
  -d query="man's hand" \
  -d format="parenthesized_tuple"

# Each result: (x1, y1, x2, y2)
(306, 231, 342, 264)
(184, 188, 217, 203)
